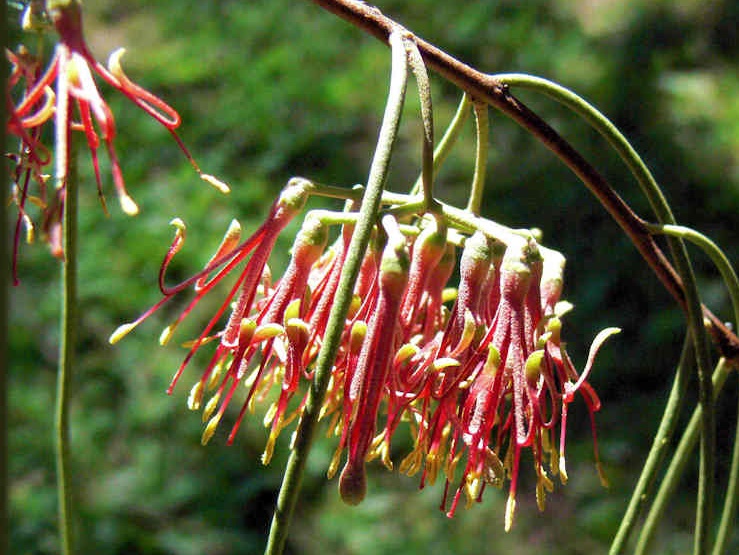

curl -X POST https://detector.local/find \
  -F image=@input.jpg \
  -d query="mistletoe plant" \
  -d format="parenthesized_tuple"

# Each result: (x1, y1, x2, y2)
(6, 2, 738, 555)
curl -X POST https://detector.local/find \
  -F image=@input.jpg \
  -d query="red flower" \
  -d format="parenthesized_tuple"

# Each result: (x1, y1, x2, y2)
(110, 179, 312, 446)
(7, 0, 227, 282)
(417, 239, 618, 529)
(111, 174, 617, 530)
(339, 216, 410, 505)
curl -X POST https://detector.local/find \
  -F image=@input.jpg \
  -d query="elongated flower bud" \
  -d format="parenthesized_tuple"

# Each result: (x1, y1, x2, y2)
(540, 247, 566, 315)
(221, 179, 310, 347)
(449, 231, 495, 349)
(400, 217, 447, 334)
(339, 217, 410, 505)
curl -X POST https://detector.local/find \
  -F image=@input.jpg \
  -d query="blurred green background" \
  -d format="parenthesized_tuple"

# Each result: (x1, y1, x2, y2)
(8, 0, 738, 553)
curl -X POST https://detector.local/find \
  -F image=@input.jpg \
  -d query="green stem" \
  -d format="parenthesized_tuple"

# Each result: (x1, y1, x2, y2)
(650, 223, 739, 555)
(494, 72, 715, 555)
(404, 37, 435, 210)
(306, 182, 364, 201)
(263, 28, 409, 555)
(410, 93, 471, 196)
(714, 374, 739, 555)
(635, 359, 733, 555)
(491, 74, 673, 221)
(466, 100, 488, 214)
(306, 180, 537, 245)
(0, 0, 8, 550)
(646, 224, 739, 555)
(608, 336, 693, 554)
(57, 145, 78, 555)
(649, 224, 739, 328)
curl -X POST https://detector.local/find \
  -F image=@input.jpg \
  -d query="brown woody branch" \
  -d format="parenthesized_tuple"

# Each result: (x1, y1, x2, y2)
(311, 0, 739, 364)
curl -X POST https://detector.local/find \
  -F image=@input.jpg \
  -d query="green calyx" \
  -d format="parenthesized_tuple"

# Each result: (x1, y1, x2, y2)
(380, 216, 411, 279)
(278, 177, 313, 214)
(296, 215, 329, 253)
(463, 230, 494, 265)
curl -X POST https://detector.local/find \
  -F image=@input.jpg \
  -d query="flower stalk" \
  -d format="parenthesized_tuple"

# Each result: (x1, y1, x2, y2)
(56, 134, 78, 555)
(264, 28, 410, 555)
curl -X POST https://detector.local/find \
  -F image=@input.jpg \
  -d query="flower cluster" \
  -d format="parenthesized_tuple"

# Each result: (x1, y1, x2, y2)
(6, 0, 227, 282)
(112, 178, 618, 529)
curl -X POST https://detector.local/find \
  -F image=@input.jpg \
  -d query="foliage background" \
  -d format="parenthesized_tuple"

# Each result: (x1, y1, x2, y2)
(8, 0, 738, 553)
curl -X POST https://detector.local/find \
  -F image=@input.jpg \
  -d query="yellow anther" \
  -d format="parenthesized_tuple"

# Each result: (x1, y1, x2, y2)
(243, 367, 260, 390)
(525, 349, 546, 382)
(187, 381, 204, 410)
(424, 451, 441, 486)
(263, 402, 278, 428)
(202, 392, 221, 423)
(399, 447, 424, 477)
(372, 439, 393, 471)
(107, 47, 127, 78)
(446, 450, 463, 483)
(223, 219, 241, 241)
(432, 357, 460, 372)
(442, 287, 458, 303)
(536, 477, 546, 512)
(451, 309, 477, 356)
(394, 343, 419, 367)
(181, 334, 219, 349)
(536, 330, 552, 349)
(200, 173, 230, 194)
(484, 344, 501, 377)
(286, 317, 310, 340)
(108, 322, 137, 344)
(349, 321, 367, 354)
(559, 455, 569, 484)
(159, 322, 178, 346)
(261, 435, 277, 466)
(253, 322, 284, 343)
(238, 318, 257, 344)
(545, 316, 562, 344)
(120, 193, 139, 216)
(284, 298, 302, 324)
(327, 445, 343, 479)
(21, 214, 35, 244)
(346, 294, 362, 320)
(504, 492, 517, 532)
(464, 473, 483, 506)
(201, 413, 222, 445)
(207, 359, 225, 391)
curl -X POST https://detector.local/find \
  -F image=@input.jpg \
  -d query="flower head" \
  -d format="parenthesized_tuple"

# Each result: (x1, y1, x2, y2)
(7, 0, 228, 282)
(111, 176, 617, 530)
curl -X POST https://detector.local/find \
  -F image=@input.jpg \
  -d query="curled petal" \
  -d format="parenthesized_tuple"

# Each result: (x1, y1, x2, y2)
(565, 327, 621, 400)
(18, 86, 56, 128)
(106, 48, 180, 128)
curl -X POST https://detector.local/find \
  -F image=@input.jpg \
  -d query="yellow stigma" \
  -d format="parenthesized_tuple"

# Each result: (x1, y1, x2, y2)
(187, 381, 204, 411)
(504, 492, 517, 532)
(159, 322, 178, 346)
(109, 322, 137, 344)
(200, 173, 231, 194)
(201, 413, 222, 445)
(261, 429, 279, 465)
(559, 455, 569, 484)
(120, 193, 139, 216)
(107, 48, 126, 78)
(202, 393, 221, 423)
